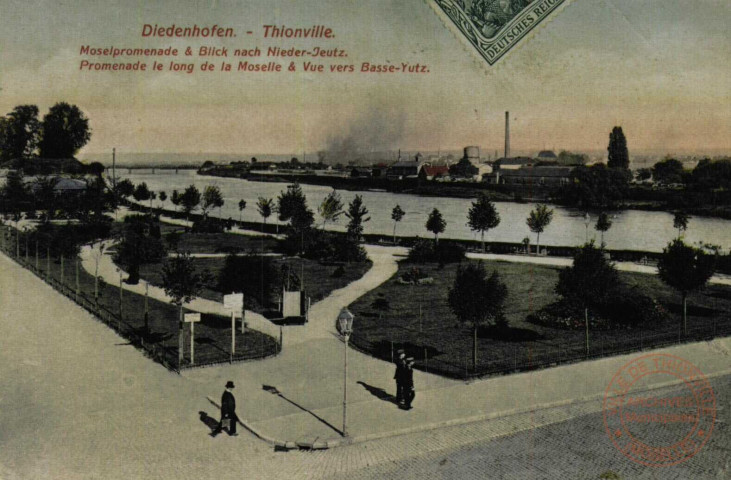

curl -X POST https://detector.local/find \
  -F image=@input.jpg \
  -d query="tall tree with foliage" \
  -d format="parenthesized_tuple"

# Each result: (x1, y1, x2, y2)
(657, 239, 716, 335)
(237, 199, 247, 222)
(256, 196, 273, 232)
(158, 191, 167, 209)
(277, 183, 313, 233)
(318, 189, 343, 228)
(115, 214, 165, 284)
(38, 102, 91, 158)
(426, 208, 446, 245)
(556, 241, 620, 355)
(467, 193, 501, 253)
(652, 158, 684, 185)
(170, 189, 181, 212)
(391, 204, 405, 244)
(161, 252, 207, 365)
(673, 211, 690, 238)
(344, 194, 370, 242)
(201, 185, 224, 218)
(594, 212, 612, 247)
(607, 126, 629, 170)
(0, 105, 41, 161)
(526, 204, 554, 254)
(448, 262, 508, 371)
(115, 179, 134, 199)
(132, 182, 151, 204)
(180, 185, 201, 220)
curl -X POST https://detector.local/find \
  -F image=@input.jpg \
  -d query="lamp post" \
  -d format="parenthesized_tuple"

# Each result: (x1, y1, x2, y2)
(337, 307, 355, 438)
(583, 212, 591, 244)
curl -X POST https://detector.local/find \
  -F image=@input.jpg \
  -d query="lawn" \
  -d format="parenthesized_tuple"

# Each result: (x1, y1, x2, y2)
(159, 223, 279, 254)
(0, 226, 279, 370)
(347, 259, 731, 379)
(138, 255, 372, 313)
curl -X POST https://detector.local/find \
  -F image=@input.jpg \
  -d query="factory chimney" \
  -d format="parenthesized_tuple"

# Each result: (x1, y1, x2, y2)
(504, 111, 510, 159)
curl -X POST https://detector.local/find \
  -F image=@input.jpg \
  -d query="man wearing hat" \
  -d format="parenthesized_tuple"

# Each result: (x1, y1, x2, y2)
(402, 357, 415, 410)
(394, 349, 406, 405)
(211, 381, 238, 437)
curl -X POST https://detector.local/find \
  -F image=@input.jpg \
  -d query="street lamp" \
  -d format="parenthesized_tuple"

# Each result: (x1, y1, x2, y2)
(337, 307, 355, 438)
(583, 212, 591, 244)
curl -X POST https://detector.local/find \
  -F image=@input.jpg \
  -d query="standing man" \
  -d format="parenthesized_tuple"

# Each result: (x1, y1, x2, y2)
(402, 357, 416, 410)
(211, 381, 238, 437)
(394, 349, 406, 405)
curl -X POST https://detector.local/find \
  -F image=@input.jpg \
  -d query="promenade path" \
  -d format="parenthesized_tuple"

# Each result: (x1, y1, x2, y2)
(2, 250, 730, 479)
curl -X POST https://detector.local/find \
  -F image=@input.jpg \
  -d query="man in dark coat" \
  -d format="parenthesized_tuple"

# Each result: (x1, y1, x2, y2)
(211, 381, 238, 437)
(394, 349, 406, 405)
(402, 358, 415, 410)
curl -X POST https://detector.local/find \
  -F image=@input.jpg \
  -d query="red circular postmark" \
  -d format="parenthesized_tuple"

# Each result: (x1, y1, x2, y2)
(602, 353, 716, 467)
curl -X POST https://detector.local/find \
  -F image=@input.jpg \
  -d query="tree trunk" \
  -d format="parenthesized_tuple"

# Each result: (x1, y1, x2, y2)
(682, 293, 687, 336)
(178, 304, 184, 366)
(393, 223, 397, 245)
(481, 231, 486, 253)
(585, 307, 589, 357)
(473, 325, 478, 373)
(536, 233, 541, 255)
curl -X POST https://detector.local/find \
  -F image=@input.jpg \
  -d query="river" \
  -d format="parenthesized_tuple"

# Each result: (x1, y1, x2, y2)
(117, 170, 730, 253)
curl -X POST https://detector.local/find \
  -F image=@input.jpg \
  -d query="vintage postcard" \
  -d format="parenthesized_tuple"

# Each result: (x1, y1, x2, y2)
(1, 0, 729, 478)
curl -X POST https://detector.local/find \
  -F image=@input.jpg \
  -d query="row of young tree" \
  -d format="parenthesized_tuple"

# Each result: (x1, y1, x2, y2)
(0, 103, 91, 161)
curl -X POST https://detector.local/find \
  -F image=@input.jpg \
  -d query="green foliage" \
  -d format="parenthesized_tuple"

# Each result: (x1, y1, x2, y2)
(658, 239, 715, 295)
(407, 238, 465, 264)
(201, 185, 224, 217)
(448, 262, 508, 327)
(556, 241, 620, 309)
(132, 182, 151, 202)
(318, 189, 343, 226)
(0, 105, 41, 160)
(557, 150, 588, 166)
(345, 194, 370, 241)
(116, 214, 166, 284)
(652, 158, 684, 185)
(635, 168, 652, 181)
(426, 208, 446, 242)
(607, 126, 629, 170)
(391, 204, 405, 223)
(115, 179, 134, 198)
(673, 211, 690, 237)
(595, 212, 612, 245)
(689, 158, 731, 191)
(38, 102, 91, 158)
(468, 193, 500, 251)
(191, 217, 224, 233)
(217, 254, 278, 309)
(560, 164, 629, 209)
(0, 170, 29, 211)
(277, 183, 314, 234)
(527, 204, 553, 235)
(180, 184, 201, 217)
(162, 252, 206, 306)
(256, 196, 273, 222)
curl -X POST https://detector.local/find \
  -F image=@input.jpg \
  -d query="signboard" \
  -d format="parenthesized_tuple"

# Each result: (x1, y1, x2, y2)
(282, 290, 302, 318)
(223, 293, 244, 312)
(183, 313, 201, 323)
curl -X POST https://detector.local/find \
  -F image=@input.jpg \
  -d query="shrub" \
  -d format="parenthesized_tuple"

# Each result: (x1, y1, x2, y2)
(192, 217, 224, 233)
(407, 239, 465, 264)
(217, 254, 278, 308)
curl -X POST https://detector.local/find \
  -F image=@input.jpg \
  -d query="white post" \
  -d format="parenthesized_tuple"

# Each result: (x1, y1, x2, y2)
(343, 334, 349, 437)
(190, 322, 195, 365)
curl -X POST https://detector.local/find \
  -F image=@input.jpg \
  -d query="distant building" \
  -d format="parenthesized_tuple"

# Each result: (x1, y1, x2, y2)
(419, 165, 449, 181)
(491, 165, 573, 186)
(371, 163, 388, 178)
(350, 167, 372, 178)
(386, 153, 428, 179)
(536, 150, 557, 161)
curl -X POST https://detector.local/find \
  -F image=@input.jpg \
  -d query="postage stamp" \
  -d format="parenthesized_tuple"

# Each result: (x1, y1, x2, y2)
(602, 353, 717, 467)
(428, 0, 570, 65)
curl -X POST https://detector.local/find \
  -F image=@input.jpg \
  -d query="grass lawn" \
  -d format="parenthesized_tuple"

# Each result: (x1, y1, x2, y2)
(348, 259, 731, 379)
(159, 223, 279, 254)
(0, 226, 279, 370)
(138, 255, 372, 312)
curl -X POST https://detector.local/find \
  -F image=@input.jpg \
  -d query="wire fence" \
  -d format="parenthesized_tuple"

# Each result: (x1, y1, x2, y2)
(0, 227, 281, 373)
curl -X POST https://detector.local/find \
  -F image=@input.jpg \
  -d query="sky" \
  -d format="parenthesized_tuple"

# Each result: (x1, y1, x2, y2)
(0, 0, 729, 159)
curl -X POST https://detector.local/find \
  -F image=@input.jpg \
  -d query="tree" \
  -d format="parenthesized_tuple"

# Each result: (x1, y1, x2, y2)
(115, 214, 165, 284)
(0, 170, 29, 212)
(391, 204, 405, 244)
(557, 150, 588, 166)
(161, 252, 207, 365)
(277, 183, 313, 233)
(556, 241, 620, 355)
(318, 189, 343, 227)
(595, 212, 612, 247)
(673, 211, 690, 238)
(1, 105, 41, 161)
(467, 193, 500, 252)
(256, 196, 273, 232)
(448, 262, 508, 371)
(652, 158, 684, 185)
(115, 179, 134, 199)
(201, 185, 224, 218)
(132, 182, 151, 204)
(560, 164, 629, 209)
(237, 199, 247, 222)
(170, 189, 181, 212)
(526, 204, 554, 254)
(158, 191, 167, 209)
(426, 208, 446, 245)
(657, 239, 716, 335)
(180, 185, 201, 220)
(607, 126, 629, 170)
(38, 102, 91, 158)
(86, 161, 105, 177)
(344, 194, 370, 243)
(635, 168, 652, 182)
